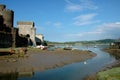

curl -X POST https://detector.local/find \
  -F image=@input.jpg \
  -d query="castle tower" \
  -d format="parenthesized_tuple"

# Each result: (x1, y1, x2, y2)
(17, 21, 36, 47)
(0, 4, 14, 48)
(0, 4, 14, 28)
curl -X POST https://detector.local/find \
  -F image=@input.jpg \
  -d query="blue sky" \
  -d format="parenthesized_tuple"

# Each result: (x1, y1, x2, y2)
(1, 0, 120, 42)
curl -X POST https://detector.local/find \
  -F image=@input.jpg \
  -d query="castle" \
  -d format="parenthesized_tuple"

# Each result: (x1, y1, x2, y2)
(0, 4, 45, 48)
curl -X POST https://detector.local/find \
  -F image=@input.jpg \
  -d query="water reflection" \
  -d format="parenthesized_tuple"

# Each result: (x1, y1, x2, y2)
(18, 45, 116, 80)
(0, 73, 18, 80)
(109, 52, 120, 60)
(18, 71, 34, 78)
(0, 71, 34, 80)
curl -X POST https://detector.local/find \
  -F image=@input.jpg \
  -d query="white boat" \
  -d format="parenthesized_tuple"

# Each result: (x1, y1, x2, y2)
(84, 61, 87, 64)
(94, 45, 97, 48)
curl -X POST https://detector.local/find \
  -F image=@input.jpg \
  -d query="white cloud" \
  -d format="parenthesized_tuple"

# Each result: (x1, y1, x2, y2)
(45, 21, 62, 28)
(53, 22, 62, 27)
(66, 33, 83, 37)
(73, 13, 99, 26)
(66, 31, 101, 37)
(65, 0, 98, 12)
(115, 22, 120, 24)
(74, 13, 97, 20)
(65, 4, 82, 12)
(45, 21, 52, 25)
(96, 22, 120, 38)
(80, 0, 98, 10)
(65, 22, 120, 41)
(64, 31, 102, 41)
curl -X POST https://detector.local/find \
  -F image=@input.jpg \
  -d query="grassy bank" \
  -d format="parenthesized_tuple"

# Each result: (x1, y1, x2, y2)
(103, 48, 120, 59)
(97, 67, 120, 80)
(84, 48, 120, 80)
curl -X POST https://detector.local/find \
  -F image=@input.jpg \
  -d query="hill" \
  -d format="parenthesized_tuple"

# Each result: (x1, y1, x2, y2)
(46, 39, 116, 45)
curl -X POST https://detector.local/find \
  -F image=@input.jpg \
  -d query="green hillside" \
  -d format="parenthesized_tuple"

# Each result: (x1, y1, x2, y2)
(46, 39, 116, 45)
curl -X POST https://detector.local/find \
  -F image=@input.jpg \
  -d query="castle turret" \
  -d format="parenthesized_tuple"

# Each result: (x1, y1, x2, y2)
(0, 4, 6, 10)
(0, 4, 14, 28)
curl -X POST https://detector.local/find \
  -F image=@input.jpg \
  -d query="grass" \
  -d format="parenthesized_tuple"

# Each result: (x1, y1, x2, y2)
(97, 67, 120, 80)
(84, 48, 120, 80)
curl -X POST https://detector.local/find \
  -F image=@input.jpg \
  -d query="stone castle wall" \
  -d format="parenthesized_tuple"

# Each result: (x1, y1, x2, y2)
(17, 21, 36, 46)
(0, 4, 14, 48)
(0, 4, 14, 28)
(0, 4, 28, 48)
(0, 4, 45, 48)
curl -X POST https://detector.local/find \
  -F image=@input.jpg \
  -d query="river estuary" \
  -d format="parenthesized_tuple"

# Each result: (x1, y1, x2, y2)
(18, 45, 116, 80)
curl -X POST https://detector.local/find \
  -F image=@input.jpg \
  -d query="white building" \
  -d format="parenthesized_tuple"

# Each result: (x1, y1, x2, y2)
(36, 34, 44, 45)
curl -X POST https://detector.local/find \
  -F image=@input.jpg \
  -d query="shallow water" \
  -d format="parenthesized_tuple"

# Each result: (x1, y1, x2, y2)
(17, 45, 116, 80)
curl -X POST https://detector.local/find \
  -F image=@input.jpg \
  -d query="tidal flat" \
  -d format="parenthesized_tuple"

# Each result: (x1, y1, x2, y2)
(0, 48, 96, 73)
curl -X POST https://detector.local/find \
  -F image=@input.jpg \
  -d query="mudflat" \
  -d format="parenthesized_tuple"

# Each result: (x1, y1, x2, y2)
(0, 48, 96, 73)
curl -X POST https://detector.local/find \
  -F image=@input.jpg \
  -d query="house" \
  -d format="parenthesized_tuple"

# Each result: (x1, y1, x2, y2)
(110, 39, 120, 49)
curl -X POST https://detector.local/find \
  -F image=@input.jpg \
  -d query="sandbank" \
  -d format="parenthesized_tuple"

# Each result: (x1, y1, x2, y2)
(0, 48, 96, 73)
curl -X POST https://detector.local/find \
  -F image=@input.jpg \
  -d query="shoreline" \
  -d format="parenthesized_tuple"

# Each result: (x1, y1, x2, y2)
(84, 48, 120, 80)
(0, 49, 96, 73)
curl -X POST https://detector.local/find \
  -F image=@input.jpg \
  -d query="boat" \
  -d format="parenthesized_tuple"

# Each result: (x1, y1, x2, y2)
(63, 47, 72, 50)
(94, 45, 97, 48)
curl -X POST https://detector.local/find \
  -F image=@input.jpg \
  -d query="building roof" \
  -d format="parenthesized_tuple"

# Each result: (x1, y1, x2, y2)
(17, 21, 34, 26)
